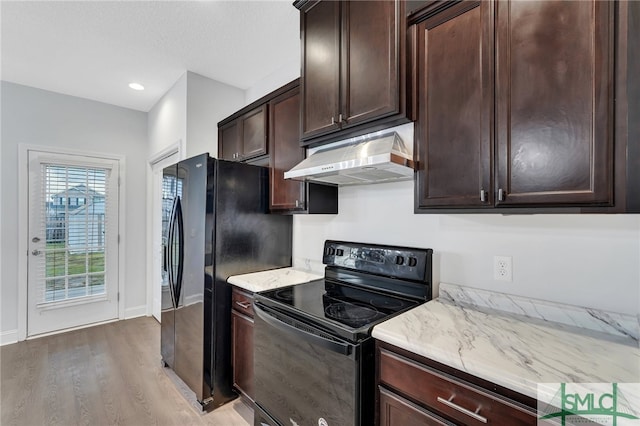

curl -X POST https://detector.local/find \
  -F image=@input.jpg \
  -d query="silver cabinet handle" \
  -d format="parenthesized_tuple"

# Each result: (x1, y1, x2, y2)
(338, 113, 343, 123)
(235, 301, 251, 309)
(437, 396, 487, 423)
(331, 116, 335, 125)
(480, 189, 486, 202)
(498, 188, 505, 201)
(31, 249, 42, 256)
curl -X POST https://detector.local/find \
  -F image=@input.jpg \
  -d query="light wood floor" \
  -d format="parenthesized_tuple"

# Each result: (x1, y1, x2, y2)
(0, 317, 252, 426)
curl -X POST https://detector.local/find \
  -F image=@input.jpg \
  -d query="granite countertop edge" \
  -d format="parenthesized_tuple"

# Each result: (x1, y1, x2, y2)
(227, 267, 324, 293)
(372, 291, 640, 401)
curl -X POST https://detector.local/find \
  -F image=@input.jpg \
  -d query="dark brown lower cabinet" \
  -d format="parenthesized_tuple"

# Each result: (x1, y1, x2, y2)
(231, 287, 254, 401)
(377, 342, 537, 426)
(379, 387, 453, 426)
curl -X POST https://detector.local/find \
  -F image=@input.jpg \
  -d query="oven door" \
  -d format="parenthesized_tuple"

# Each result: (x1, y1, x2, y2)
(254, 301, 360, 426)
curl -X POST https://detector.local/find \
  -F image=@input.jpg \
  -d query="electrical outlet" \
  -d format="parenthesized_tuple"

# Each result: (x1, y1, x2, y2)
(494, 256, 513, 282)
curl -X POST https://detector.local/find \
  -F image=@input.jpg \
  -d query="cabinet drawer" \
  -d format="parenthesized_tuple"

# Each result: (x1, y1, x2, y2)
(379, 349, 536, 425)
(232, 287, 254, 318)
(379, 386, 454, 426)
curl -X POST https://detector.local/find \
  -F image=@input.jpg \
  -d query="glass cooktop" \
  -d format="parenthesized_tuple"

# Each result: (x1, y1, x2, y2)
(257, 279, 419, 335)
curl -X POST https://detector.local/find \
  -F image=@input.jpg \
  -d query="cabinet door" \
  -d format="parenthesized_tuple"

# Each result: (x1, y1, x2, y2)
(495, 0, 614, 206)
(342, 0, 401, 127)
(379, 388, 453, 426)
(415, 2, 494, 209)
(241, 104, 268, 160)
(301, 0, 341, 139)
(269, 88, 306, 211)
(219, 120, 241, 161)
(232, 309, 254, 400)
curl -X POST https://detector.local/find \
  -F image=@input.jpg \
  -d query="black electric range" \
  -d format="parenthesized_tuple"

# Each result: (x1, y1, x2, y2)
(253, 240, 433, 426)
(256, 272, 423, 342)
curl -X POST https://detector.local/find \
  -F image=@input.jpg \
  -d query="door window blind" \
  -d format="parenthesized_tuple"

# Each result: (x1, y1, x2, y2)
(37, 164, 111, 304)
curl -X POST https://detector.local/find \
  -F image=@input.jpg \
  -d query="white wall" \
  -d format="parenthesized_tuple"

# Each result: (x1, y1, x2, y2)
(244, 59, 299, 105)
(0, 81, 148, 341)
(186, 71, 245, 158)
(147, 71, 245, 159)
(293, 182, 640, 316)
(147, 73, 187, 157)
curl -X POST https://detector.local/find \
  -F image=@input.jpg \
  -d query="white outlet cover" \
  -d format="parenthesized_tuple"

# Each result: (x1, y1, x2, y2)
(494, 255, 513, 282)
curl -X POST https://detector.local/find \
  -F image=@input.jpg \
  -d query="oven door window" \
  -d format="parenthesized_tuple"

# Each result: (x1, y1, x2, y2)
(254, 302, 359, 426)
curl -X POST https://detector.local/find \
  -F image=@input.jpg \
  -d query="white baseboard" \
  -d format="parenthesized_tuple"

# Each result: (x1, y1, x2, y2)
(0, 329, 18, 346)
(124, 305, 147, 319)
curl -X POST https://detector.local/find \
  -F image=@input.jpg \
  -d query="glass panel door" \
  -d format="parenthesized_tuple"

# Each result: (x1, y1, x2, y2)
(27, 150, 119, 337)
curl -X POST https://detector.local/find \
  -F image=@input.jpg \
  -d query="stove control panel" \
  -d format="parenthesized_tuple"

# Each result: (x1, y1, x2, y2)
(322, 240, 433, 282)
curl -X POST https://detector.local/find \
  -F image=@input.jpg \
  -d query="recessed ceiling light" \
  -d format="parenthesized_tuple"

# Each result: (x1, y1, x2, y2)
(128, 82, 145, 91)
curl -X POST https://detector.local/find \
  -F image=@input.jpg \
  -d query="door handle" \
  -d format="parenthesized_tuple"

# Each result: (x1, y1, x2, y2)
(173, 196, 184, 306)
(31, 249, 42, 256)
(254, 302, 354, 357)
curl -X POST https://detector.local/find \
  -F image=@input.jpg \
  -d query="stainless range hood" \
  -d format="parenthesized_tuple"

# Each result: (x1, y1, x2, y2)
(284, 132, 415, 186)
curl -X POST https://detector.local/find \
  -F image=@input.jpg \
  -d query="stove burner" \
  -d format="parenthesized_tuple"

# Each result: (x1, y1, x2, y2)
(324, 302, 379, 322)
(370, 298, 404, 310)
(274, 288, 293, 302)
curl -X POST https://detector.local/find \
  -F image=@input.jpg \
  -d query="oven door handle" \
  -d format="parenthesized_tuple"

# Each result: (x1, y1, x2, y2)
(254, 302, 354, 358)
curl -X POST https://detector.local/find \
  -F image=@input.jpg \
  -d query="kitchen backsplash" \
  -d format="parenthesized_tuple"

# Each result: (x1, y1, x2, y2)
(439, 283, 639, 341)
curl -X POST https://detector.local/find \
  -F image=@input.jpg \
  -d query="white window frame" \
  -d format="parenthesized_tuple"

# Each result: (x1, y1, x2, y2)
(17, 144, 126, 341)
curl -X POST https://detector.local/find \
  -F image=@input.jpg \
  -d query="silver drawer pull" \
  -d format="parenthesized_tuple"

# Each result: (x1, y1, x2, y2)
(437, 396, 487, 423)
(235, 301, 251, 309)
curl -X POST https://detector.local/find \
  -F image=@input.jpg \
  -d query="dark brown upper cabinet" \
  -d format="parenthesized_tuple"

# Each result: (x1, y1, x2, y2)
(218, 79, 338, 214)
(269, 85, 338, 214)
(415, 1, 494, 209)
(414, 0, 637, 212)
(218, 104, 267, 162)
(219, 120, 240, 162)
(495, 0, 613, 207)
(269, 86, 307, 211)
(296, 0, 411, 148)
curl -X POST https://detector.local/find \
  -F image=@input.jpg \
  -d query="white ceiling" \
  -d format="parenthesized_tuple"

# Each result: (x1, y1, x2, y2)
(1, 1, 300, 112)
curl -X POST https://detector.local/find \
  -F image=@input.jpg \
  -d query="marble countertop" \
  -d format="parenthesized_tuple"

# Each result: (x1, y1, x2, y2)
(227, 267, 323, 293)
(372, 283, 640, 401)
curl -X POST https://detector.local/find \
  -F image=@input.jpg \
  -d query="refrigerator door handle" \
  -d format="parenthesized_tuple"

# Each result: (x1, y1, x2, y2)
(173, 196, 185, 307)
(165, 203, 176, 308)
(167, 198, 177, 308)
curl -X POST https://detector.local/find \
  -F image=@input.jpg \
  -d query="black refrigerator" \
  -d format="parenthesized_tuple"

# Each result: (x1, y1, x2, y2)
(161, 154, 292, 410)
